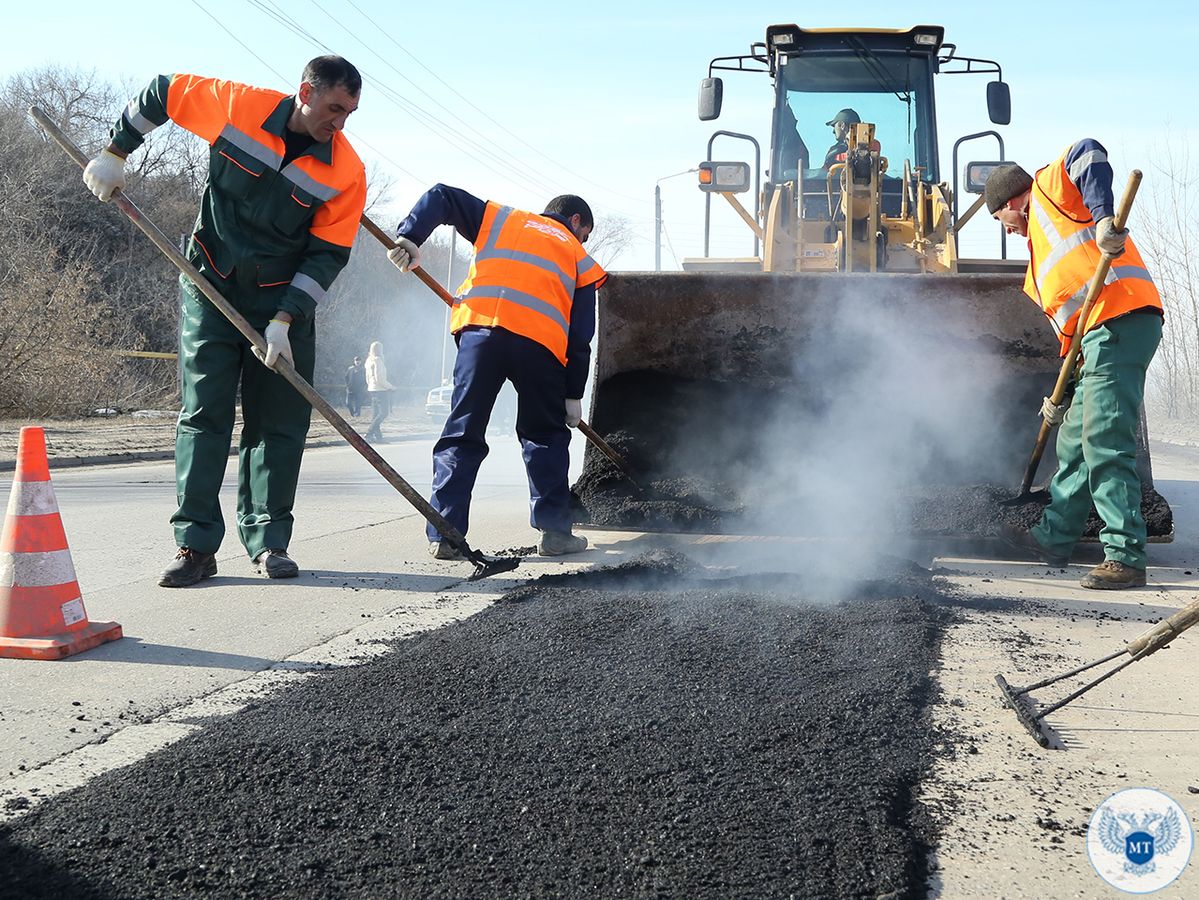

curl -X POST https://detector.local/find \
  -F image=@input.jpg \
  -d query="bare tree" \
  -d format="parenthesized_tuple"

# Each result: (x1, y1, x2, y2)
(1138, 144, 1199, 421)
(0, 67, 201, 415)
(589, 212, 636, 269)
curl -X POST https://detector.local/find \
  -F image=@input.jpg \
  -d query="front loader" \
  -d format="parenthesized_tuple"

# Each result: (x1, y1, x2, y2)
(574, 25, 1170, 541)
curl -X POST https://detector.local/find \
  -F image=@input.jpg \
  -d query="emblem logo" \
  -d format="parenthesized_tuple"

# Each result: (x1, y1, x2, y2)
(1087, 788, 1193, 893)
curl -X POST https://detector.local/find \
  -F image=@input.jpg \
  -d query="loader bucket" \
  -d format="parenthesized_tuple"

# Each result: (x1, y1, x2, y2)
(572, 271, 1171, 540)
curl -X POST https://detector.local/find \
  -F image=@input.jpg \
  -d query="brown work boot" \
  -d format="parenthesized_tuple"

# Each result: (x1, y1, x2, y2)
(997, 524, 1069, 568)
(1080, 560, 1146, 590)
(158, 547, 217, 588)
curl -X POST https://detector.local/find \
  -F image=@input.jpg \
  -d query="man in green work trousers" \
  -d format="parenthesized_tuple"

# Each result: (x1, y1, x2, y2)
(83, 57, 367, 586)
(987, 140, 1163, 590)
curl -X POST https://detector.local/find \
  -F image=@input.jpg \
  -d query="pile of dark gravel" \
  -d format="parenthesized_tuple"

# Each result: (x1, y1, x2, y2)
(573, 371, 1172, 540)
(1, 551, 953, 899)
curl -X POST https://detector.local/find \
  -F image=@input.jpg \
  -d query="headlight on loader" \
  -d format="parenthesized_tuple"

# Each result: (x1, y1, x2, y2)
(698, 161, 751, 193)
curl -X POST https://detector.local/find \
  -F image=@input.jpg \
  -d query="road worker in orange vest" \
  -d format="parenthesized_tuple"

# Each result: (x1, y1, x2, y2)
(987, 141, 1164, 589)
(83, 57, 367, 587)
(387, 185, 607, 558)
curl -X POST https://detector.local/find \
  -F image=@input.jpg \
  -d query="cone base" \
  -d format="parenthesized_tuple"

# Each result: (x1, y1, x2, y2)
(0, 620, 123, 660)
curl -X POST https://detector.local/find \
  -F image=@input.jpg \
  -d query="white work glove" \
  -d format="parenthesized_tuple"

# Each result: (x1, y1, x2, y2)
(253, 319, 293, 370)
(565, 398, 582, 428)
(1041, 395, 1069, 427)
(82, 149, 127, 202)
(1095, 216, 1128, 257)
(387, 236, 422, 273)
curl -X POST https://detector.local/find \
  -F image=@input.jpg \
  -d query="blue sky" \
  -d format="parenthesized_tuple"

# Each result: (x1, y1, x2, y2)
(8, 1, 1197, 269)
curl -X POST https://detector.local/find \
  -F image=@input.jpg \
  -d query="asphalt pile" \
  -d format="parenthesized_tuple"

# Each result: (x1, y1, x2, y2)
(0, 551, 952, 899)
(573, 373, 1172, 539)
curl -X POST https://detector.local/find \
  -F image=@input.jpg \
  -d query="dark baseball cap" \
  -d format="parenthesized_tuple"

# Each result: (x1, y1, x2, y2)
(825, 108, 862, 126)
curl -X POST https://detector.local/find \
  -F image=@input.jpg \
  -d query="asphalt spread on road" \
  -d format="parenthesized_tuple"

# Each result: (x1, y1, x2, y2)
(1, 550, 953, 899)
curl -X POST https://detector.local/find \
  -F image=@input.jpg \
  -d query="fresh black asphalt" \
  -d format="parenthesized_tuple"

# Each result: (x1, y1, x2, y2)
(1, 551, 953, 899)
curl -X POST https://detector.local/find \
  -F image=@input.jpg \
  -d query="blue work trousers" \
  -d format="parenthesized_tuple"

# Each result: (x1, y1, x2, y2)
(428, 327, 572, 541)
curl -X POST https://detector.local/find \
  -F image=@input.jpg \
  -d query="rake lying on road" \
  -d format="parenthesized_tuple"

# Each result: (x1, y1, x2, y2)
(995, 596, 1199, 747)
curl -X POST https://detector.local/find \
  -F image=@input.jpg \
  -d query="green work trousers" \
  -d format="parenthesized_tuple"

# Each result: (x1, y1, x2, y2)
(1032, 311, 1162, 569)
(171, 277, 315, 559)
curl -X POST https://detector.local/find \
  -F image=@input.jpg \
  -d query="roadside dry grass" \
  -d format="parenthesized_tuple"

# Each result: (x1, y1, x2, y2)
(0, 405, 439, 471)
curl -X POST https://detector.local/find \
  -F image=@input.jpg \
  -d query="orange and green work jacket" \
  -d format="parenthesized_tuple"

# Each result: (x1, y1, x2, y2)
(454, 202, 608, 366)
(1024, 139, 1161, 355)
(109, 74, 367, 325)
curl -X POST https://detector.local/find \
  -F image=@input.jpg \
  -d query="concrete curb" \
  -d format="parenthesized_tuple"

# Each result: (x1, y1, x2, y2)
(0, 433, 444, 474)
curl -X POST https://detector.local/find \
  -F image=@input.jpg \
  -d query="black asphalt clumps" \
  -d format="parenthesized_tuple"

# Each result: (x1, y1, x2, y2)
(573, 371, 1173, 540)
(904, 484, 1173, 539)
(1, 552, 952, 899)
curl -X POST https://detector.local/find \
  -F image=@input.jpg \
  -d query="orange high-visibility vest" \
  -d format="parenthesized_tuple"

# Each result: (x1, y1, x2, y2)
(165, 74, 365, 251)
(454, 203, 608, 364)
(1024, 146, 1161, 355)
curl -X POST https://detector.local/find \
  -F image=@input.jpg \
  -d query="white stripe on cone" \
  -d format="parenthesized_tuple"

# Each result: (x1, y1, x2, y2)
(0, 548, 78, 588)
(4, 480, 60, 517)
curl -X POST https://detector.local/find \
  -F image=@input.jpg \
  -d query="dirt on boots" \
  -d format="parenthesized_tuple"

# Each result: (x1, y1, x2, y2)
(1080, 560, 1146, 590)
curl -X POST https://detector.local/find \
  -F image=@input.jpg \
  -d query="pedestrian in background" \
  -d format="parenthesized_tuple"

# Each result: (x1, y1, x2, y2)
(364, 341, 395, 442)
(987, 139, 1163, 590)
(387, 184, 606, 559)
(83, 56, 367, 586)
(344, 355, 366, 416)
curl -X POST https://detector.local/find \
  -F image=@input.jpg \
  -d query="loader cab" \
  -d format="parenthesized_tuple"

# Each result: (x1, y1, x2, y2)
(766, 26, 942, 219)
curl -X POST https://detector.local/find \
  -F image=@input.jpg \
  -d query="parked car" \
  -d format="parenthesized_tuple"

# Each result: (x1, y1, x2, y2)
(425, 384, 453, 419)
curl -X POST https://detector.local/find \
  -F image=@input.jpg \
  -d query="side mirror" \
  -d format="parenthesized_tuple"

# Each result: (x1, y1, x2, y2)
(699, 77, 723, 121)
(987, 81, 1011, 126)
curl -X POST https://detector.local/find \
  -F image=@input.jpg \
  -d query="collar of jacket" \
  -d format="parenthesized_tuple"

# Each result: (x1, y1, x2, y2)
(541, 212, 575, 236)
(262, 95, 334, 165)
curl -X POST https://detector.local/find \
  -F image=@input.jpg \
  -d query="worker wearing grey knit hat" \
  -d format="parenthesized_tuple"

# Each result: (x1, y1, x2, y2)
(984, 163, 1034, 218)
(990, 141, 1163, 592)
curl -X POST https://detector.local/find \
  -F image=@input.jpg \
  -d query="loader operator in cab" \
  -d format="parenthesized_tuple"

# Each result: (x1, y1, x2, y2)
(386, 185, 607, 560)
(821, 107, 884, 172)
(822, 108, 861, 169)
(82, 56, 367, 588)
(986, 143, 1164, 590)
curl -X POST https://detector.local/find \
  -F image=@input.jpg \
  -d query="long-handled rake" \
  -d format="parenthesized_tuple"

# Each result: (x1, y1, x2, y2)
(30, 106, 518, 582)
(995, 597, 1199, 747)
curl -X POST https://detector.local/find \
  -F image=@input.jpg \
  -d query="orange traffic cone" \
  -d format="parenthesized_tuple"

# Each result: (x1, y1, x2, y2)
(0, 426, 122, 660)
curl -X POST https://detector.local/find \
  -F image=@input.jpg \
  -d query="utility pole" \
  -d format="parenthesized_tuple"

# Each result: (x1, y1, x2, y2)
(654, 169, 698, 272)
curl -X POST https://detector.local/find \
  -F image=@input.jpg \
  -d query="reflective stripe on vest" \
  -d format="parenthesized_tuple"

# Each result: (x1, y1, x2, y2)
(1024, 144, 1161, 354)
(453, 203, 607, 363)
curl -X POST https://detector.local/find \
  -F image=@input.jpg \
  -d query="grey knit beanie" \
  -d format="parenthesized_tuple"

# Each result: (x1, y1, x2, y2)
(985, 164, 1034, 214)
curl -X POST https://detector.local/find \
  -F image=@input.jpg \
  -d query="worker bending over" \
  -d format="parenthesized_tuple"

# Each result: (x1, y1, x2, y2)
(83, 57, 367, 586)
(987, 140, 1163, 589)
(387, 185, 606, 558)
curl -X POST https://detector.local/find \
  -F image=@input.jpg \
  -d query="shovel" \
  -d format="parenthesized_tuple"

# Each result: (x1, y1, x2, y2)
(995, 596, 1199, 747)
(1003, 170, 1142, 506)
(30, 106, 518, 582)
(359, 214, 649, 495)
